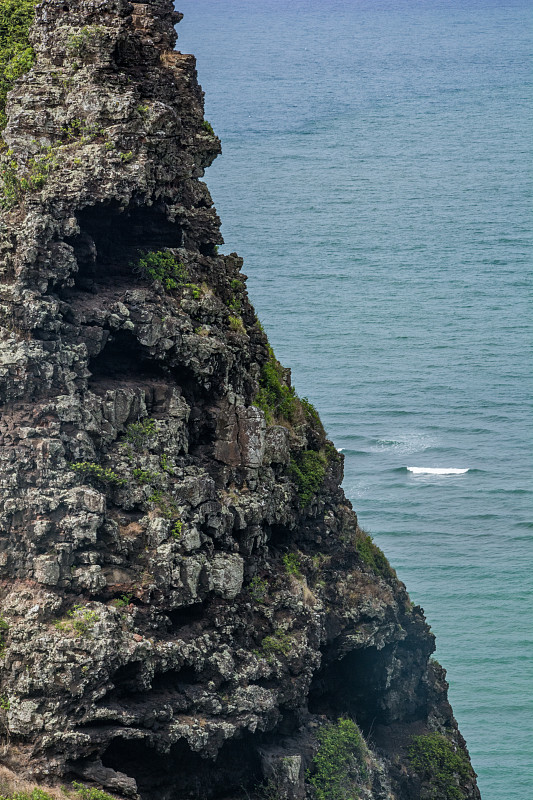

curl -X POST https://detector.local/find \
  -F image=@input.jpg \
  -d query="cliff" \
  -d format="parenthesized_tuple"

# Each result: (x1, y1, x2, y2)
(0, 2, 480, 799)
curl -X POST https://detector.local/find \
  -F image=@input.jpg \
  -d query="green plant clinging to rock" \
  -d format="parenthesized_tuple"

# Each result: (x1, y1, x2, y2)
(135, 250, 189, 291)
(249, 575, 268, 603)
(0, 0, 36, 132)
(261, 629, 292, 657)
(283, 552, 302, 578)
(290, 449, 327, 506)
(0, 145, 58, 210)
(254, 346, 298, 425)
(70, 461, 127, 488)
(123, 417, 157, 452)
(228, 314, 245, 333)
(408, 733, 473, 800)
(355, 528, 395, 581)
(0, 783, 118, 800)
(66, 25, 106, 57)
(0, 614, 8, 655)
(309, 718, 368, 800)
(54, 604, 99, 636)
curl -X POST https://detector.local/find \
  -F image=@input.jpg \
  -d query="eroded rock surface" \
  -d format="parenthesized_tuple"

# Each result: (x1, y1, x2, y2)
(0, 2, 480, 799)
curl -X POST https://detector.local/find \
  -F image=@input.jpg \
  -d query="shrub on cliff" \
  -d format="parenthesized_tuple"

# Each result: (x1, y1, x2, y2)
(254, 346, 298, 424)
(0, 0, 37, 132)
(355, 528, 396, 580)
(135, 250, 189, 291)
(308, 717, 368, 800)
(409, 732, 473, 800)
(290, 449, 327, 506)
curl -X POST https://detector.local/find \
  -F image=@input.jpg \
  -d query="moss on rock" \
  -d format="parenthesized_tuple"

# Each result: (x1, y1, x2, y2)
(0, 0, 37, 132)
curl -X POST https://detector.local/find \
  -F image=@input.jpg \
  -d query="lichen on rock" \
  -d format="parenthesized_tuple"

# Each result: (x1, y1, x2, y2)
(0, 2, 480, 799)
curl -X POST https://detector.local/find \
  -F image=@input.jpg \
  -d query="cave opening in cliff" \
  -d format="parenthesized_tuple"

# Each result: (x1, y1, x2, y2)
(88, 329, 169, 389)
(166, 600, 207, 630)
(66, 200, 184, 287)
(100, 732, 263, 799)
(150, 665, 200, 693)
(308, 642, 409, 735)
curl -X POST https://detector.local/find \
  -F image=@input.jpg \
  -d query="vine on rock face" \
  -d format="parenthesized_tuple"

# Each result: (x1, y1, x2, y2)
(0, 0, 37, 132)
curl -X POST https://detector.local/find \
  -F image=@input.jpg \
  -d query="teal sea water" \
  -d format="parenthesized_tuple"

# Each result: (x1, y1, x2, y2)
(175, 2, 532, 798)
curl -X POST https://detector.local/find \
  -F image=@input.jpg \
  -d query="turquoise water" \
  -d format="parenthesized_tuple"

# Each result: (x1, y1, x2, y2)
(175, 2, 532, 798)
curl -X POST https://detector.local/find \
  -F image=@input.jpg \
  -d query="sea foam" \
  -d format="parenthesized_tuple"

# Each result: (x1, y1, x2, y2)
(407, 467, 469, 475)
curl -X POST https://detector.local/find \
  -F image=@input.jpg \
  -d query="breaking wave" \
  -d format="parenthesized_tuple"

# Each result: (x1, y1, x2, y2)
(407, 466, 469, 475)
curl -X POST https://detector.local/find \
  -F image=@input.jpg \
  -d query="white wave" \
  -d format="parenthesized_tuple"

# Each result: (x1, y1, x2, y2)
(407, 466, 469, 475)
(337, 447, 344, 453)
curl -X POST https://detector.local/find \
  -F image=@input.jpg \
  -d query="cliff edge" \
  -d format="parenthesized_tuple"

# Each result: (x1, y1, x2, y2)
(0, 2, 480, 799)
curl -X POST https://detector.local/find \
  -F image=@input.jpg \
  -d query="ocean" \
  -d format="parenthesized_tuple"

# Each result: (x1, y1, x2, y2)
(174, 2, 532, 798)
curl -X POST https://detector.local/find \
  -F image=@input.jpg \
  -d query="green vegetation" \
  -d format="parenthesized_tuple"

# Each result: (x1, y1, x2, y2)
(228, 314, 245, 333)
(123, 417, 157, 452)
(0, 792, 59, 800)
(133, 467, 160, 486)
(70, 461, 127, 488)
(261, 629, 292, 657)
(354, 529, 395, 581)
(60, 118, 106, 143)
(0, 614, 8, 655)
(54, 604, 99, 636)
(249, 575, 268, 603)
(0, 694, 9, 710)
(283, 552, 302, 578)
(0, 782, 117, 800)
(289, 449, 327, 506)
(254, 346, 298, 425)
(202, 119, 215, 135)
(408, 733, 472, 800)
(135, 250, 189, 291)
(148, 489, 177, 519)
(309, 718, 368, 800)
(66, 25, 105, 57)
(72, 784, 116, 800)
(226, 294, 241, 313)
(0, 145, 58, 210)
(187, 282, 202, 299)
(111, 594, 132, 609)
(0, 0, 37, 131)
(171, 519, 183, 538)
(301, 396, 324, 432)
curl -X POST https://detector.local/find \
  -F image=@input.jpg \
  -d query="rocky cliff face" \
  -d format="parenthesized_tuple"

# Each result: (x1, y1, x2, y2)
(0, 2, 480, 799)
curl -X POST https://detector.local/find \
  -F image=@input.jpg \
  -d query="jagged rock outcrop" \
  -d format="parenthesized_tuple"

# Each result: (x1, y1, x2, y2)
(0, 2, 480, 799)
